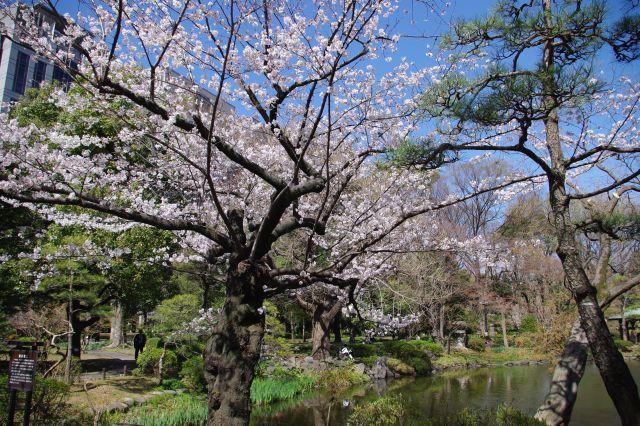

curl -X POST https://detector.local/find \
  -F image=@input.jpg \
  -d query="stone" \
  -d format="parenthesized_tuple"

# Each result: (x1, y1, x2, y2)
(105, 402, 128, 412)
(122, 397, 134, 407)
(164, 390, 177, 395)
(370, 357, 393, 379)
(353, 363, 366, 374)
(133, 396, 146, 404)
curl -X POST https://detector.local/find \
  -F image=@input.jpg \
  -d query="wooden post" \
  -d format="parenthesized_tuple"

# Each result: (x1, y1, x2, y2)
(8, 389, 17, 426)
(102, 368, 106, 380)
(22, 391, 33, 426)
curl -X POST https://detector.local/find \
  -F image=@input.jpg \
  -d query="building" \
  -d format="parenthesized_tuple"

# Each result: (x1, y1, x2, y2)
(0, 3, 80, 108)
(0, 3, 234, 118)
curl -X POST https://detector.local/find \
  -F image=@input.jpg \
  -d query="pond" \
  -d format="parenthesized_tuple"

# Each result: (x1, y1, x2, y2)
(250, 360, 640, 425)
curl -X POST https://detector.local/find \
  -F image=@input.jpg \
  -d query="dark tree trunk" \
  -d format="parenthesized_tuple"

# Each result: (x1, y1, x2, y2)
(69, 306, 101, 360)
(331, 311, 342, 343)
(204, 260, 265, 426)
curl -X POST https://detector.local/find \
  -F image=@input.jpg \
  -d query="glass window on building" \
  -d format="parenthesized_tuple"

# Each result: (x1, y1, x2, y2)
(32, 60, 47, 88)
(12, 51, 30, 95)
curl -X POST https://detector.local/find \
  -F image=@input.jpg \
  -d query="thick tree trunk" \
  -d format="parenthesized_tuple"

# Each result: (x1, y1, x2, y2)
(310, 301, 342, 360)
(312, 311, 331, 360)
(109, 301, 126, 347)
(204, 260, 265, 426)
(69, 308, 100, 360)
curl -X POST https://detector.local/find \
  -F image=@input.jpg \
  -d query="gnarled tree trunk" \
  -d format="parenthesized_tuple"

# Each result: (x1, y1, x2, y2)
(204, 260, 266, 426)
(311, 313, 331, 360)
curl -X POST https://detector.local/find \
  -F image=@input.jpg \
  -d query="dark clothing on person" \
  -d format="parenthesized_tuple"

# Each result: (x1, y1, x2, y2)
(133, 332, 146, 361)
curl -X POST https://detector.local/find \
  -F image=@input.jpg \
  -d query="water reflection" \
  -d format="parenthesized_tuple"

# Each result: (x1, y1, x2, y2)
(250, 361, 640, 426)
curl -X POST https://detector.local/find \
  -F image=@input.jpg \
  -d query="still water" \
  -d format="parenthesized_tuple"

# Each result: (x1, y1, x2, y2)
(251, 360, 640, 425)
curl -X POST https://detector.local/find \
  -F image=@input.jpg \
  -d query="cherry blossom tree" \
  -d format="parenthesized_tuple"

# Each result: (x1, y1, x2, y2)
(0, 1, 444, 424)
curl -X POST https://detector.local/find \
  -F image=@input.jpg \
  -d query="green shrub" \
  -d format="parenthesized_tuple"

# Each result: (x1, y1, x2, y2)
(180, 356, 206, 392)
(135, 348, 179, 378)
(467, 335, 485, 352)
(615, 338, 633, 353)
(520, 315, 540, 333)
(348, 340, 435, 375)
(412, 339, 444, 357)
(160, 378, 184, 390)
(316, 366, 369, 389)
(146, 337, 163, 349)
(361, 356, 378, 367)
(174, 339, 205, 361)
(349, 343, 379, 358)
(380, 341, 433, 374)
(386, 358, 415, 375)
(347, 394, 405, 426)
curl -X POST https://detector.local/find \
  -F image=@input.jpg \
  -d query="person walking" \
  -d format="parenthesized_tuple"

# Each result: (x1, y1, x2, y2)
(133, 329, 147, 361)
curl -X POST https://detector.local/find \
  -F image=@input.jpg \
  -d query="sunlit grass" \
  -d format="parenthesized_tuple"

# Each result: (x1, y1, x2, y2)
(250, 375, 316, 405)
(102, 394, 207, 426)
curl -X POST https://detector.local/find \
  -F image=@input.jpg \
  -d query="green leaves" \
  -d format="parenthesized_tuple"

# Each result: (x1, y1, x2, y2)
(387, 139, 456, 171)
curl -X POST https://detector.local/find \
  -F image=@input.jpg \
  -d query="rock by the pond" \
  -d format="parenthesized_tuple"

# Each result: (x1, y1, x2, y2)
(353, 363, 366, 374)
(370, 357, 394, 379)
(121, 397, 134, 407)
